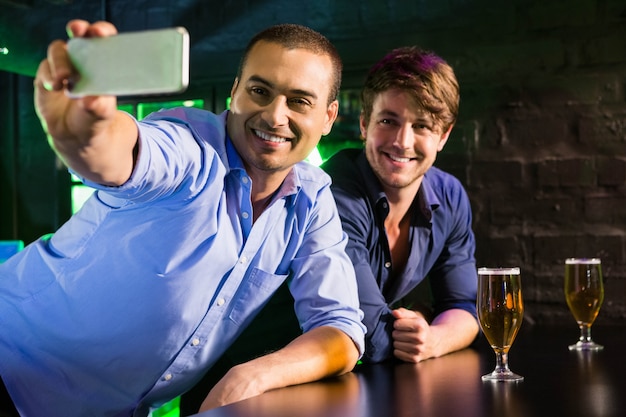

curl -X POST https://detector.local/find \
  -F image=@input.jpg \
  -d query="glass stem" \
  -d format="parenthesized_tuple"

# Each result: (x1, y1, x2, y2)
(494, 351, 510, 374)
(579, 324, 593, 343)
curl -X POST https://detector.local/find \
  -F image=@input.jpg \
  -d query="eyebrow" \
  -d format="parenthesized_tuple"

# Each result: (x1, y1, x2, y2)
(377, 108, 433, 124)
(247, 75, 319, 101)
(376, 109, 400, 118)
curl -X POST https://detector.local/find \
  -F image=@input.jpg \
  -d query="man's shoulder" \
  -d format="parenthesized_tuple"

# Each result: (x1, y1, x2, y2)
(295, 161, 332, 186)
(424, 166, 471, 209)
(425, 166, 465, 190)
(320, 148, 376, 210)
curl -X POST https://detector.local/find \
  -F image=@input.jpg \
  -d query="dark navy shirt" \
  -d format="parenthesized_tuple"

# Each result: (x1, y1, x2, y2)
(322, 148, 477, 363)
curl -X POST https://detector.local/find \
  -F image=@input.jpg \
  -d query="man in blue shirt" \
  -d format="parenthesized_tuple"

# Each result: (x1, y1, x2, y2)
(321, 47, 479, 364)
(0, 20, 365, 417)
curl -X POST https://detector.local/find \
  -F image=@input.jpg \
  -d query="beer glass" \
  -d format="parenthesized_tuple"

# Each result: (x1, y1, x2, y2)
(477, 267, 524, 382)
(564, 258, 604, 351)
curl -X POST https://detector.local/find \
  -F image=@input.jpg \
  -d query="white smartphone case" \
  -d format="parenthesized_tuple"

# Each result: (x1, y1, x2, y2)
(67, 27, 189, 97)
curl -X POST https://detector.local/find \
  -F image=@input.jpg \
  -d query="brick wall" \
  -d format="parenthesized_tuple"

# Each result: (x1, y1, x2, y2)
(406, 0, 626, 325)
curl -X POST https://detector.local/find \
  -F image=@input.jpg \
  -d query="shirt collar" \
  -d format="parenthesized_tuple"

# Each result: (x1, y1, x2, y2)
(356, 152, 387, 206)
(224, 132, 300, 206)
(355, 150, 440, 222)
(419, 172, 441, 218)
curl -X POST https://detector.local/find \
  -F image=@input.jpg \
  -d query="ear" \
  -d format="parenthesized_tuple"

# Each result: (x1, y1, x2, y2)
(359, 113, 368, 141)
(321, 100, 339, 136)
(437, 125, 454, 152)
(230, 78, 239, 98)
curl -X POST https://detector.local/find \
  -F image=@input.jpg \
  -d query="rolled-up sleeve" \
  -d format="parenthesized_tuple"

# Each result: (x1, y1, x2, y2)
(428, 182, 477, 319)
(288, 182, 366, 356)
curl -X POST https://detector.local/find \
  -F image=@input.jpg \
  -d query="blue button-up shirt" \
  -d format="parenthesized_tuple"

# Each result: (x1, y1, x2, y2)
(0, 108, 365, 417)
(322, 149, 476, 363)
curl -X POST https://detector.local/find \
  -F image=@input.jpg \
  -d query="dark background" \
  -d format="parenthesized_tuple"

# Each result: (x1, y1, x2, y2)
(1, 0, 625, 325)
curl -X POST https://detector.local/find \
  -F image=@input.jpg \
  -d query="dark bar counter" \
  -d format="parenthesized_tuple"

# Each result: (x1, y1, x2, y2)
(192, 324, 626, 417)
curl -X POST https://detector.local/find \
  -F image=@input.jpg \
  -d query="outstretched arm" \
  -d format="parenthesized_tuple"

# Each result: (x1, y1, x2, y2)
(199, 326, 359, 411)
(34, 19, 138, 186)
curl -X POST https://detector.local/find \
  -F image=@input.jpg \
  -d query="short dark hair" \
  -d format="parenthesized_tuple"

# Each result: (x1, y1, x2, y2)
(361, 46, 459, 133)
(237, 24, 342, 105)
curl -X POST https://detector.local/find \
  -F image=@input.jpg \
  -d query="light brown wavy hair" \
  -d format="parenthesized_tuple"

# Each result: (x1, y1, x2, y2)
(360, 46, 459, 133)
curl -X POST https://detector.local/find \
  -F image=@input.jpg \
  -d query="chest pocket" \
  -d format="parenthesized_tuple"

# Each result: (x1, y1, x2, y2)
(228, 268, 288, 325)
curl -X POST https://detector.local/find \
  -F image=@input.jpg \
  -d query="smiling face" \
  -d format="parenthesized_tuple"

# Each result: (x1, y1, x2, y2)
(362, 88, 451, 197)
(226, 40, 338, 184)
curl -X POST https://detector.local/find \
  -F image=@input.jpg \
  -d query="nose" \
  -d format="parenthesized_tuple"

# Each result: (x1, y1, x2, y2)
(262, 96, 290, 128)
(394, 124, 414, 149)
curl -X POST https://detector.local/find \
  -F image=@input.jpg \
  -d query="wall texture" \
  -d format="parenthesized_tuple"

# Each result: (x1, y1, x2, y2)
(424, 0, 626, 325)
(0, 0, 625, 325)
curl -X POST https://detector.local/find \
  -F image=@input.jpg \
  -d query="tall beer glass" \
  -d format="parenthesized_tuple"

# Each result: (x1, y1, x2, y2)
(564, 258, 604, 351)
(477, 267, 524, 382)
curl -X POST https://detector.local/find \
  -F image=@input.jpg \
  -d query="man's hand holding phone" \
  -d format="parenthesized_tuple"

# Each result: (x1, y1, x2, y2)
(33, 20, 166, 187)
(34, 20, 121, 144)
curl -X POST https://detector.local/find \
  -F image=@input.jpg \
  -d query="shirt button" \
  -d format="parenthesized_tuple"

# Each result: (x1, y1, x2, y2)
(385, 262, 391, 268)
(216, 298, 225, 306)
(240, 256, 248, 264)
(242, 177, 249, 184)
(163, 373, 172, 381)
(242, 212, 249, 219)
(192, 338, 200, 346)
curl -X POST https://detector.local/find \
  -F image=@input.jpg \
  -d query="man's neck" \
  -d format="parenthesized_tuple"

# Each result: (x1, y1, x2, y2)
(248, 168, 290, 222)
(383, 177, 422, 226)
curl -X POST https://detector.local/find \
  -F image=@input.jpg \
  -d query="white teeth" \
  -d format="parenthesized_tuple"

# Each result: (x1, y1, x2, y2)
(388, 154, 411, 163)
(255, 130, 287, 143)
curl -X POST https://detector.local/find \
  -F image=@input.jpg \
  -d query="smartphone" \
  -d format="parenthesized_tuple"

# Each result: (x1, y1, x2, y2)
(67, 27, 189, 97)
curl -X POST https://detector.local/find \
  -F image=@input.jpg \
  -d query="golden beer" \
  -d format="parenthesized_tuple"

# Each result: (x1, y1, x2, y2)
(478, 273, 524, 353)
(564, 258, 604, 351)
(565, 287, 603, 325)
(478, 301, 524, 353)
(477, 267, 524, 381)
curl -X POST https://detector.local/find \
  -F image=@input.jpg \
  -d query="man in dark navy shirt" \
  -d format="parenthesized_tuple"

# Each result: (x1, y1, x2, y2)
(322, 46, 479, 363)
